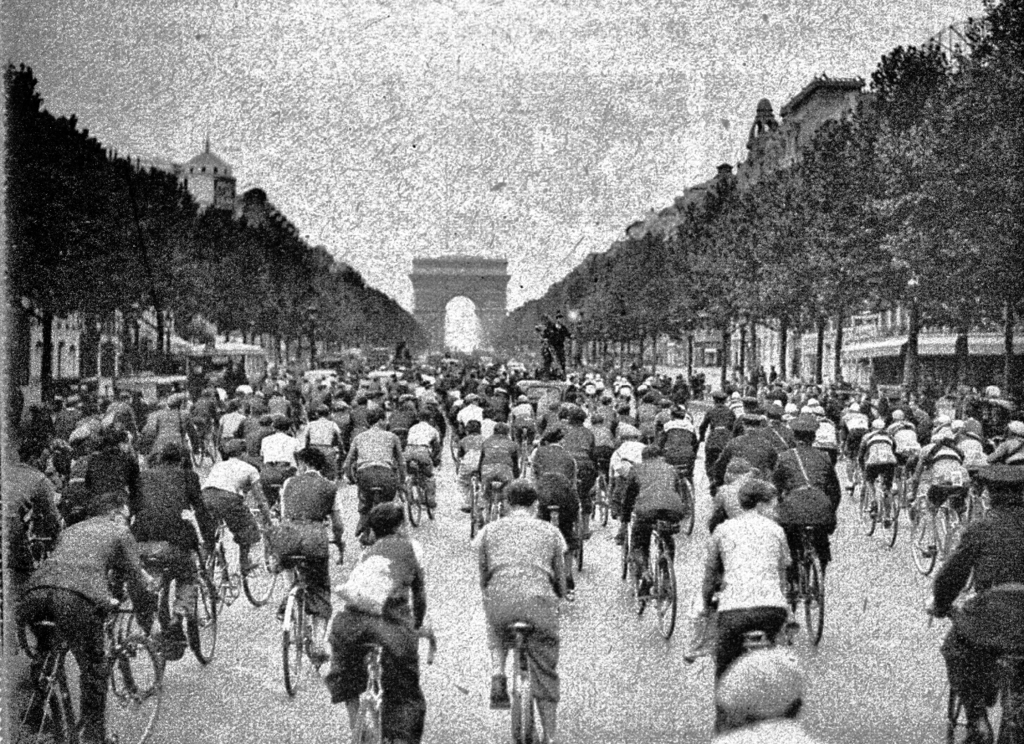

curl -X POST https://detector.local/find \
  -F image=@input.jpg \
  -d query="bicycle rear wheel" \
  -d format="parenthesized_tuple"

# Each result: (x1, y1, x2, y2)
(879, 484, 899, 549)
(206, 542, 236, 609)
(406, 481, 422, 528)
(938, 505, 963, 563)
(945, 685, 964, 744)
(802, 551, 825, 646)
(680, 480, 695, 536)
(510, 661, 536, 744)
(858, 482, 877, 536)
(597, 474, 609, 527)
(17, 652, 78, 744)
(909, 504, 938, 576)
(106, 633, 163, 744)
(620, 527, 629, 581)
(353, 695, 383, 743)
(187, 572, 218, 665)
(282, 590, 305, 697)
(469, 477, 481, 539)
(654, 549, 678, 640)
(243, 533, 280, 607)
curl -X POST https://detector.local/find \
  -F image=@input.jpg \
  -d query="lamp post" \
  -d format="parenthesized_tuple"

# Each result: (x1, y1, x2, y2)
(904, 276, 920, 395)
(306, 303, 318, 369)
(567, 309, 581, 368)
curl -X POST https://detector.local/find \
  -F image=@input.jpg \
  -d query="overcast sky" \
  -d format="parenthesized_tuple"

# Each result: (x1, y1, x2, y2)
(5, 0, 981, 314)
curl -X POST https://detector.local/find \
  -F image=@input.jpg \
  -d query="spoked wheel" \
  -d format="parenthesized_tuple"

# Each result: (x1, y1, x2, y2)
(405, 481, 422, 528)
(206, 543, 237, 609)
(620, 527, 629, 581)
(909, 503, 938, 576)
(802, 552, 825, 647)
(282, 592, 306, 697)
(187, 573, 218, 665)
(858, 483, 877, 536)
(243, 534, 280, 607)
(879, 485, 900, 549)
(680, 480, 695, 536)
(17, 652, 78, 744)
(596, 474, 610, 527)
(469, 478, 481, 540)
(938, 505, 963, 563)
(353, 695, 383, 744)
(510, 667, 537, 744)
(654, 551, 678, 640)
(106, 633, 163, 744)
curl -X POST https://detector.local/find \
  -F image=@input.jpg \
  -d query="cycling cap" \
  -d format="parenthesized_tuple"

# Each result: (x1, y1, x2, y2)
(1009, 421, 1024, 437)
(931, 429, 956, 445)
(985, 385, 1002, 398)
(784, 403, 799, 414)
(221, 438, 246, 458)
(891, 410, 906, 421)
(517, 395, 529, 404)
(848, 403, 860, 413)
(790, 415, 818, 434)
(716, 648, 804, 722)
(871, 418, 886, 430)
(617, 423, 641, 440)
(933, 415, 952, 428)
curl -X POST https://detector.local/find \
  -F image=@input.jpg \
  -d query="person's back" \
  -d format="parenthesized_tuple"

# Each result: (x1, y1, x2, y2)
(134, 464, 206, 547)
(478, 513, 566, 599)
(629, 457, 683, 519)
(481, 433, 518, 471)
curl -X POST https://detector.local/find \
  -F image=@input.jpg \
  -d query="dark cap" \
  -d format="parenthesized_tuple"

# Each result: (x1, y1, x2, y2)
(712, 390, 728, 401)
(221, 438, 246, 458)
(764, 403, 784, 420)
(790, 415, 819, 434)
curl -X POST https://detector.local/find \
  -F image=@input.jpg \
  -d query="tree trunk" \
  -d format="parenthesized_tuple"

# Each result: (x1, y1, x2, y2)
(779, 317, 788, 382)
(749, 318, 758, 381)
(903, 300, 920, 394)
(687, 334, 694, 379)
(720, 326, 730, 390)
(1004, 302, 1014, 395)
(40, 310, 54, 403)
(650, 334, 657, 376)
(833, 314, 844, 384)
(738, 324, 747, 382)
(815, 316, 826, 385)
(955, 321, 970, 388)
(155, 309, 165, 358)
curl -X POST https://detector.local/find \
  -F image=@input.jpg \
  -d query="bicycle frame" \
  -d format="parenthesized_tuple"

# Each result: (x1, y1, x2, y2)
(509, 623, 540, 744)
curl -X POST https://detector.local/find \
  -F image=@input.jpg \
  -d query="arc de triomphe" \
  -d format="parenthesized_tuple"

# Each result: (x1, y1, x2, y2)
(410, 256, 509, 351)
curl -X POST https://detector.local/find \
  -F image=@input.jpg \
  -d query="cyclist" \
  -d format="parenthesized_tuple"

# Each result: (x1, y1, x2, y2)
(138, 392, 191, 460)
(132, 442, 216, 660)
(761, 403, 796, 455)
(302, 405, 343, 481)
(954, 419, 991, 473)
(532, 427, 581, 597)
(561, 405, 597, 540)
(888, 409, 922, 476)
(201, 438, 273, 574)
(455, 393, 485, 438)
(858, 419, 898, 515)
(806, 404, 839, 467)
(260, 415, 301, 506)
(708, 458, 762, 534)
(658, 405, 698, 492)
(478, 422, 521, 516)
(617, 445, 684, 596)
(590, 413, 616, 483)
(457, 419, 485, 512)
(84, 425, 141, 516)
(476, 480, 567, 743)
(343, 406, 406, 538)
(326, 502, 428, 744)
(840, 402, 870, 473)
(610, 425, 645, 522)
(771, 416, 841, 591)
(404, 410, 441, 510)
(510, 394, 537, 449)
(987, 420, 1024, 465)
(701, 480, 790, 702)
(929, 465, 1024, 744)
(710, 413, 779, 494)
(388, 395, 418, 449)
(18, 492, 158, 744)
(715, 649, 821, 742)
(273, 447, 345, 666)
(911, 429, 969, 557)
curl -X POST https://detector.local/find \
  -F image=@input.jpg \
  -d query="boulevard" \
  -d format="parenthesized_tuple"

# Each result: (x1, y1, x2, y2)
(130, 429, 951, 744)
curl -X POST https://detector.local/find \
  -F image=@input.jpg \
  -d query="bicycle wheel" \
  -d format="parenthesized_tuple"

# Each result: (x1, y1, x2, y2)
(879, 483, 899, 549)
(353, 694, 383, 744)
(243, 533, 280, 607)
(469, 477, 481, 539)
(909, 503, 938, 576)
(680, 480, 695, 536)
(205, 542, 234, 609)
(937, 505, 963, 564)
(654, 549, 678, 640)
(802, 551, 825, 646)
(187, 572, 218, 665)
(282, 590, 305, 697)
(106, 633, 163, 744)
(945, 685, 964, 744)
(405, 480, 422, 528)
(597, 474, 609, 527)
(858, 481, 877, 536)
(575, 528, 584, 573)
(620, 526, 629, 581)
(16, 651, 77, 744)
(510, 661, 536, 744)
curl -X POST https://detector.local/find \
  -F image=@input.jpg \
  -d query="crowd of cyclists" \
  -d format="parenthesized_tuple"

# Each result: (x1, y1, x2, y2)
(5, 355, 1024, 743)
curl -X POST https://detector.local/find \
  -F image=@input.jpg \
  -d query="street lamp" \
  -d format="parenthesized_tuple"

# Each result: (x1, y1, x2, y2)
(566, 309, 582, 368)
(904, 276, 920, 396)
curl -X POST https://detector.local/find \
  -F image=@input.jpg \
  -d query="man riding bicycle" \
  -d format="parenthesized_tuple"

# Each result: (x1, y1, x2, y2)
(343, 407, 406, 539)
(929, 465, 1024, 744)
(911, 429, 969, 556)
(404, 410, 441, 510)
(510, 394, 536, 449)
(477, 422, 520, 516)
(858, 418, 898, 508)
(888, 409, 922, 475)
(561, 405, 597, 540)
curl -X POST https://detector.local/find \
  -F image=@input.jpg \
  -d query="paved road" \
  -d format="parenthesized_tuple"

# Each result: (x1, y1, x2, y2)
(10, 433, 955, 743)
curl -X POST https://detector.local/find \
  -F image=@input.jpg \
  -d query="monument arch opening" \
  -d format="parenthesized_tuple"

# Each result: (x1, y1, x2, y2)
(444, 296, 482, 352)
(410, 256, 509, 352)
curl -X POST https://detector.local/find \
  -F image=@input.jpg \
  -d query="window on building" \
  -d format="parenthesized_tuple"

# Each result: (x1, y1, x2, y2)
(213, 167, 218, 174)
(704, 348, 719, 367)
(201, 166, 206, 173)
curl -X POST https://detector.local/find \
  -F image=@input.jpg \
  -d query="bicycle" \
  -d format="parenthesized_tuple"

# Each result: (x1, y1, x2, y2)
(508, 622, 542, 744)
(482, 476, 509, 527)
(673, 466, 696, 536)
(938, 608, 1024, 744)
(910, 487, 966, 576)
(633, 518, 679, 640)
(859, 470, 899, 548)
(788, 525, 825, 646)
(186, 420, 218, 469)
(280, 556, 323, 697)
(403, 461, 434, 527)
(546, 505, 578, 595)
(469, 473, 483, 539)
(592, 471, 610, 528)
(138, 550, 218, 666)
(17, 601, 164, 744)
(351, 626, 437, 744)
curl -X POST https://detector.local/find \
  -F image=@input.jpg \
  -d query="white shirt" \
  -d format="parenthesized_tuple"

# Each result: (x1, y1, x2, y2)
(261, 431, 301, 466)
(407, 421, 440, 448)
(203, 457, 260, 495)
(305, 418, 341, 447)
(706, 511, 790, 612)
(457, 404, 484, 427)
(610, 441, 646, 478)
(663, 418, 696, 433)
(219, 411, 246, 439)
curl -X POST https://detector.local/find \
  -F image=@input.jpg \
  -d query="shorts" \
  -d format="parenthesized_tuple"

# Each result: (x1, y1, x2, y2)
(927, 484, 967, 511)
(845, 430, 866, 457)
(864, 463, 896, 491)
(201, 487, 260, 545)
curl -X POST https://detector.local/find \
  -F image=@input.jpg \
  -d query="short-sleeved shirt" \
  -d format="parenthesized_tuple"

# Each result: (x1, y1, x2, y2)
(261, 432, 301, 466)
(407, 422, 439, 448)
(203, 457, 260, 496)
(707, 511, 790, 612)
(476, 512, 567, 600)
(280, 471, 337, 521)
(305, 418, 342, 448)
(481, 435, 518, 471)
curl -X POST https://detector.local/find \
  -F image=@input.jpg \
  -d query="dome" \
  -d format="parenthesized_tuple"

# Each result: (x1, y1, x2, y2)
(184, 138, 232, 176)
(756, 98, 773, 113)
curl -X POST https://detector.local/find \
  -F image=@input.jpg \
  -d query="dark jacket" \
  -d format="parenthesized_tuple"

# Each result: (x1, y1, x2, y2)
(772, 444, 842, 528)
(699, 404, 736, 446)
(28, 513, 151, 608)
(620, 458, 683, 521)
(5, 462, 63, 576)
(761, 423, 796, 453)
(85, 447, 141, 506)
(710, 429, 779, 486)
(132, 466, 214, 549)
(934, 506, 1024, 651)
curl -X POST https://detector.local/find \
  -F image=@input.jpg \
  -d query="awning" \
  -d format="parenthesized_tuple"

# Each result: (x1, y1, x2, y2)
(843, 332, 1020, 360)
